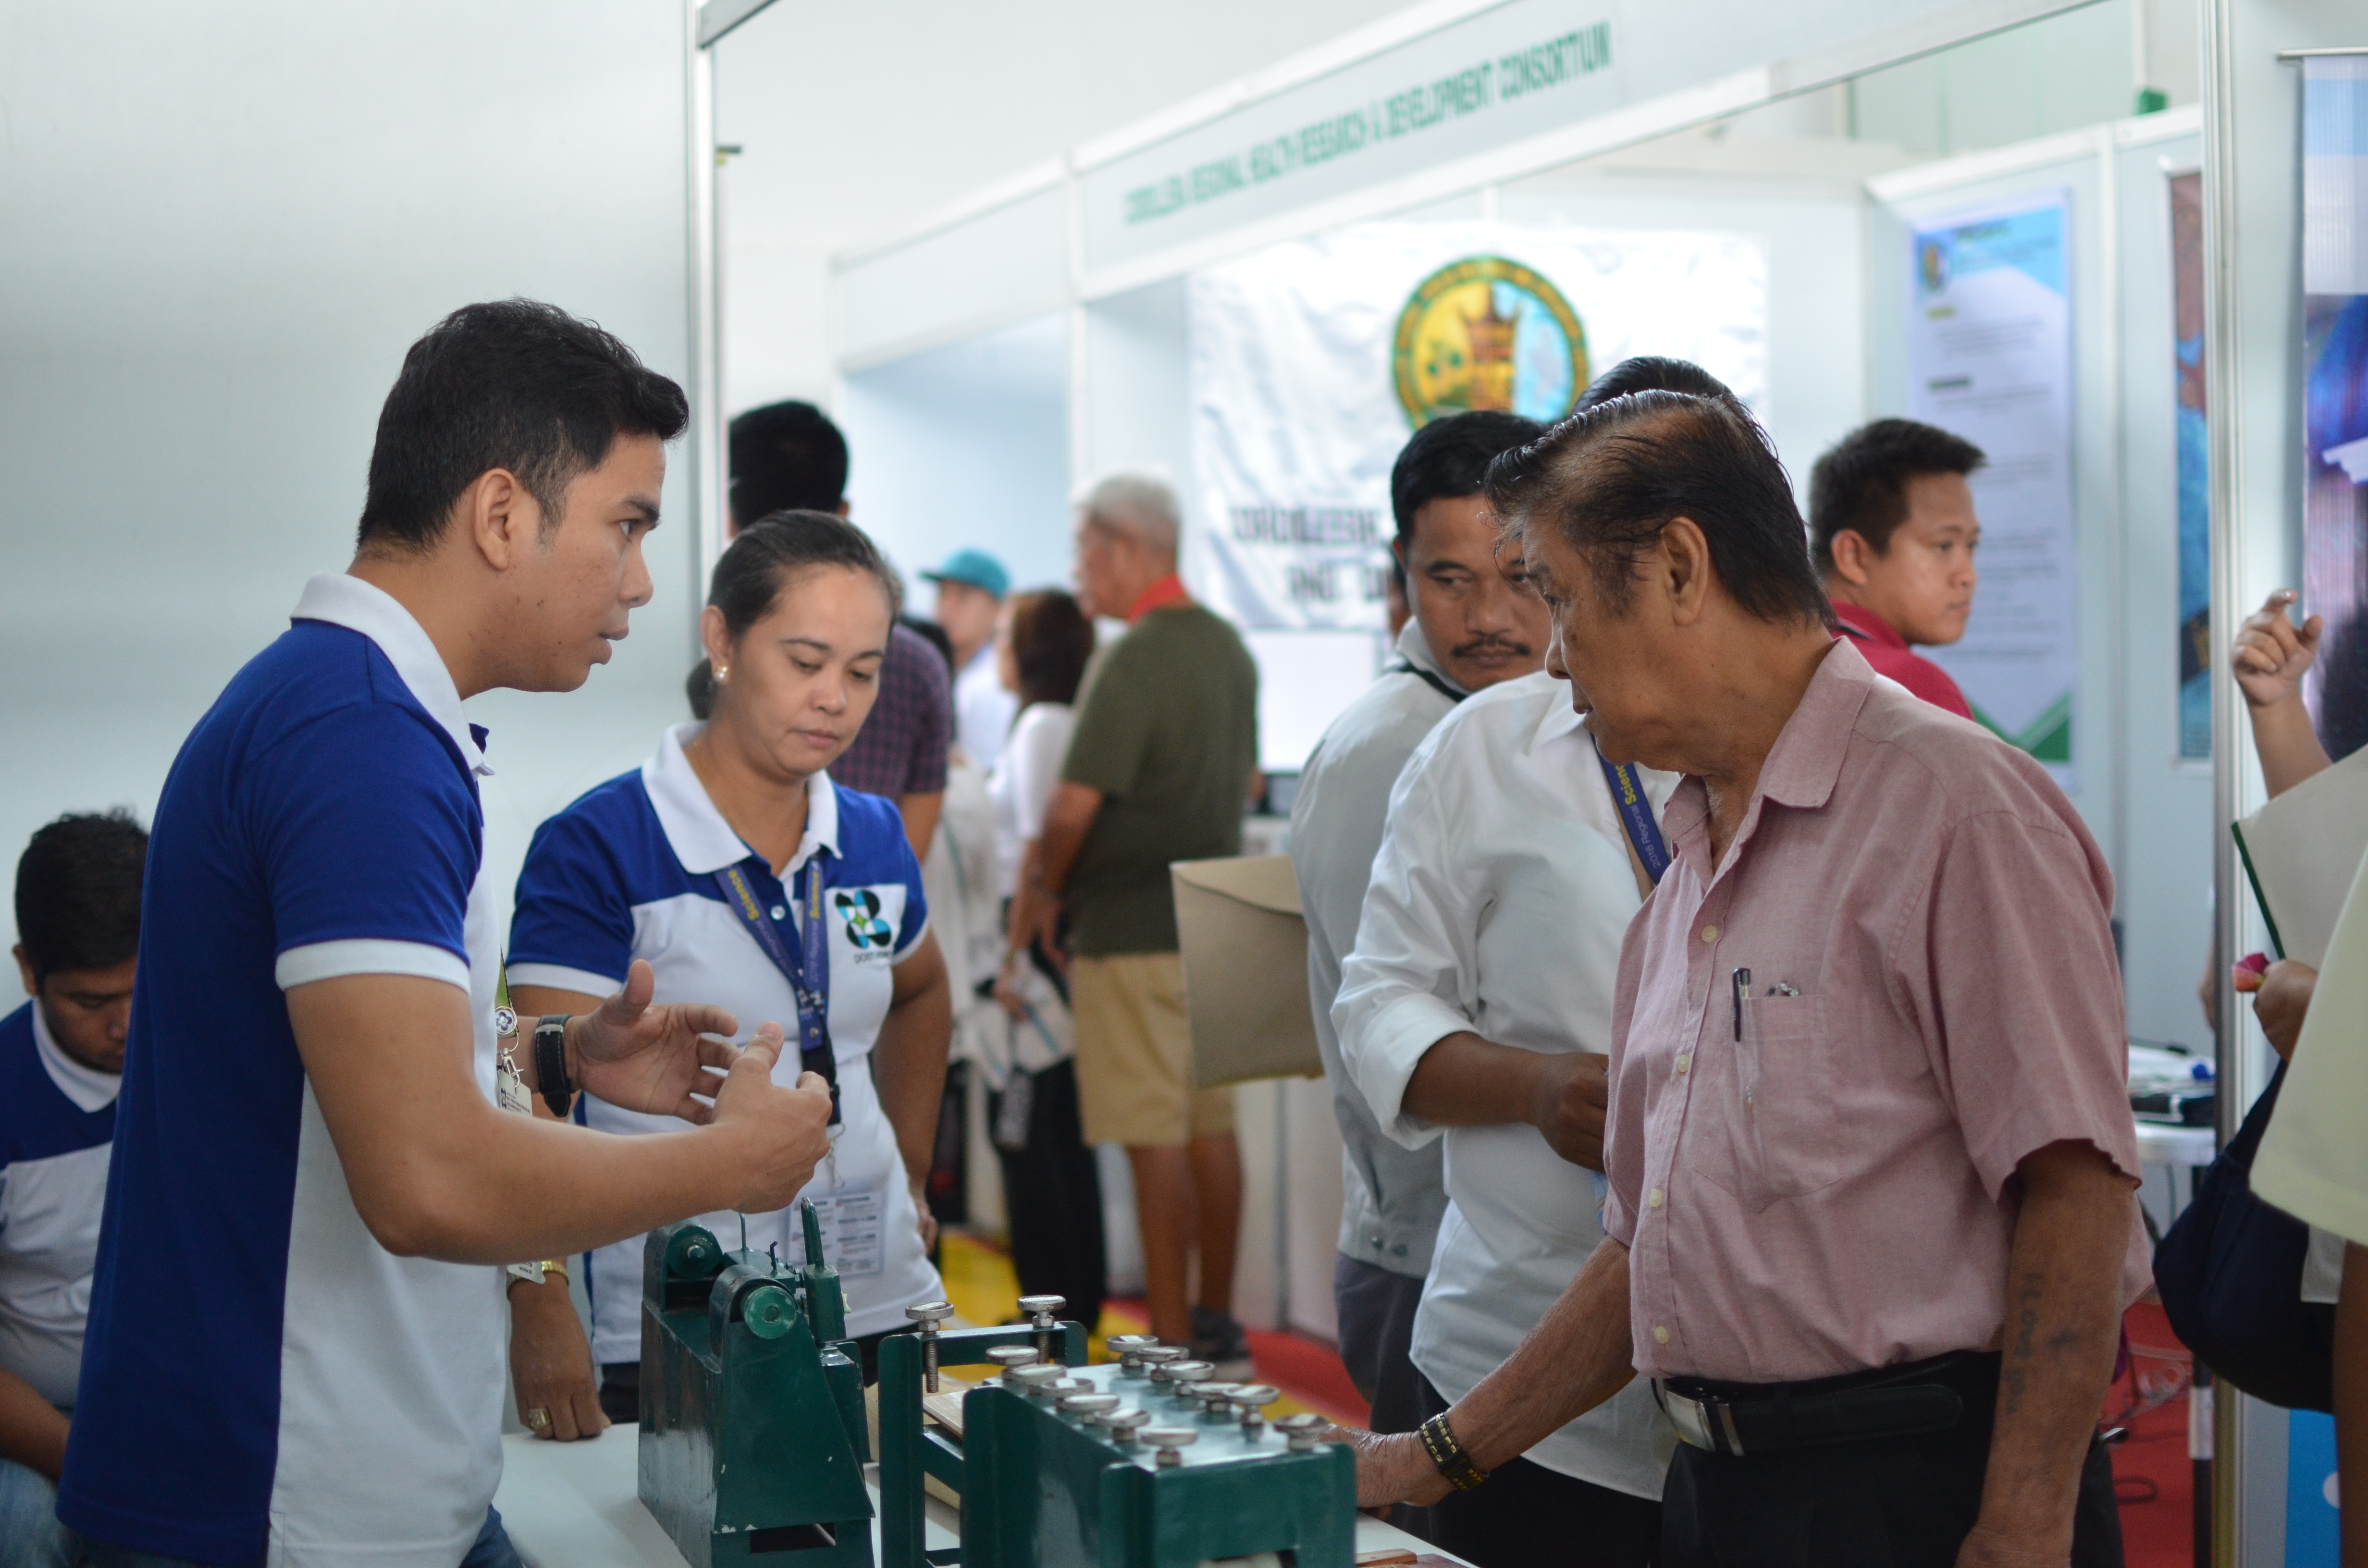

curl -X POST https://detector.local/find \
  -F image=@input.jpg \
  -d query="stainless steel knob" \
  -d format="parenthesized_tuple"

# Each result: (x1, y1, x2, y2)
(904, 1300, 955, 1392)
(1185, 1380, 1243, 1415)
(1106, 1334, 1160, 1372)
(1097, 1407, 1153, 1445)
(983, 1345, 1039, 1382)
(1139, 1425, 1198, 1467)
(1006, 1363, 1064, 1396)
(1016, 1293, 1066, 1360)
(1058, 1392, 1120, 1421)
(1275, 1412, 1329, 1451)
(1151, 1359, 1214, 1391)
(1228, 1384, 1280, 1432)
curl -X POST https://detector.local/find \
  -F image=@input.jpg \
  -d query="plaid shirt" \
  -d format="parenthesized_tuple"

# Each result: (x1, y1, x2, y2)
(830, 622, 952, 799)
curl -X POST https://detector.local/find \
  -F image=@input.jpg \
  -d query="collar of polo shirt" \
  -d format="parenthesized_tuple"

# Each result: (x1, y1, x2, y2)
(289, 573, 494, 781)
(30, 1001, 120, 1113)
(642, 721, 842, 877)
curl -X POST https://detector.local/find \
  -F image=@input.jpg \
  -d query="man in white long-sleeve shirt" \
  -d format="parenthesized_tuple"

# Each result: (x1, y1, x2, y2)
(1292, 411, 1546, 1484)
(1331, 358, 1730, 1568)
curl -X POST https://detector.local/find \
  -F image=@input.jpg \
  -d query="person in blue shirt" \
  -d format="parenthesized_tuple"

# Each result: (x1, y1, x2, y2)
(58, 301, 836, 1568)
(506, 511, 955, 1431)
(0, 812, 145, 1568)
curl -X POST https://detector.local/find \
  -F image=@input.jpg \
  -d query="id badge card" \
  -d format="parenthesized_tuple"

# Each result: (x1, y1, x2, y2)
(805, 1187, 888, 1278)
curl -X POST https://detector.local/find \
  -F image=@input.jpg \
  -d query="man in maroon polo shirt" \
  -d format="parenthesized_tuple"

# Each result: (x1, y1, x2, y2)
(1344, 392, 2144, 1567)
(1808, 419, 1984, 720)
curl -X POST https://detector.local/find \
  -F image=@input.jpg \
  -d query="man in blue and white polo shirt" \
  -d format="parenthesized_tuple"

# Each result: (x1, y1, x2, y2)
(1, 812, 145, 1568)
(59, 302, 836, 1568)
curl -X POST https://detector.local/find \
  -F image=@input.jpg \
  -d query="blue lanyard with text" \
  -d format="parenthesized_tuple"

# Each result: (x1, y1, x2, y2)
(715, 858, 841, 1127)
(1594, 741, 1671, 886)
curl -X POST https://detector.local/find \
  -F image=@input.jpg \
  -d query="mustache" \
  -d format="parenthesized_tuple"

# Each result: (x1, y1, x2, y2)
(1452, 634, 1534, 659)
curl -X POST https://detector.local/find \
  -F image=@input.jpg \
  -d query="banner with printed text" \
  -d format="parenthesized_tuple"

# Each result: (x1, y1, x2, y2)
(1187, 222, 1766, 631)
(1905, 195, 2079, 790)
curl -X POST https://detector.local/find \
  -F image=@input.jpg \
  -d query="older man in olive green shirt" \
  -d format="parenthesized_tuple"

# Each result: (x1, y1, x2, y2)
(1032, 472, 1259, 1368)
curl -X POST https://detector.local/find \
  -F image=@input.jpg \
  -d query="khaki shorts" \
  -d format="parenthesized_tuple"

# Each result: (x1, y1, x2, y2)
(1069, 952, 1237, 1148)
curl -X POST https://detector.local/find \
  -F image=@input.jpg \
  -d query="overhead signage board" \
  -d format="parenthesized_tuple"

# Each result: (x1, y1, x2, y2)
(1076, 0, 2089, 278)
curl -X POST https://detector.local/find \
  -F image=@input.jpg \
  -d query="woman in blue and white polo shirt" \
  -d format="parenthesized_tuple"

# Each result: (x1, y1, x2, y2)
(507, 511, 952, 1428)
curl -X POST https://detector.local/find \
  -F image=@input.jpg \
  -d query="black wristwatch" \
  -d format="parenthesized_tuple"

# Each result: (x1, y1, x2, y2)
(535, 1015, 573, 1117)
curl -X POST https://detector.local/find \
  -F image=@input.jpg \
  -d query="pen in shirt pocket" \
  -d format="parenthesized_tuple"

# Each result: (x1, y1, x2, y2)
(1732, 967, 1751, 1041)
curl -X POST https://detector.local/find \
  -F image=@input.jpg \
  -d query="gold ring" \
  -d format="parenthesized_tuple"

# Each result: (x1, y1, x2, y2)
(526, 1407, 551, 1432)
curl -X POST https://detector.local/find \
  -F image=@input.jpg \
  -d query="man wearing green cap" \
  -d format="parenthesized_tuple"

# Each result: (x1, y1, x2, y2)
(926, 548, 1018, 772)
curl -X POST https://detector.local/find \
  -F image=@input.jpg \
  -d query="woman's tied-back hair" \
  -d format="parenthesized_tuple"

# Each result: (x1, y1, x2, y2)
(1483, 391, 1832, 630)
(686, 509, 901, 717)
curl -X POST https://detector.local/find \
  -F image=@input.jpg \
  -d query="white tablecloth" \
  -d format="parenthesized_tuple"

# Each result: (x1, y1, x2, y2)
(492, 1427, 1466, 1567)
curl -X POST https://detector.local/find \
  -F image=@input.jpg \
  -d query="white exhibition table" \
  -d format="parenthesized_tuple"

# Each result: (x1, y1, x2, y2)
(493, 1428, 1468, 1568)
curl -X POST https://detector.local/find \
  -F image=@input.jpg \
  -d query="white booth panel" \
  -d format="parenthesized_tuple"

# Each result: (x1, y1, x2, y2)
(836, 182, 1070, 369)
(2109, 125, 2217, 1055)
(1498, 174, 1870, 505)
(838, 311, 1074, 595)
(1081, 280, 1195, 494)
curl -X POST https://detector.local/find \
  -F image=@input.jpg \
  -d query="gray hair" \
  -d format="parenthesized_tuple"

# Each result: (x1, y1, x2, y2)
(1076, 471, 1181, 560)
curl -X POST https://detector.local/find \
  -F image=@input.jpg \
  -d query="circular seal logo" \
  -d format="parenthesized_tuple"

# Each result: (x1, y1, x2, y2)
(1392, 256, 1588, 428)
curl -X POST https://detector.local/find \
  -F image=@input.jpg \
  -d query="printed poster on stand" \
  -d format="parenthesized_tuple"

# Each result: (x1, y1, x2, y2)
(1905, 194, 2079, 790)
(2301, 57, 2368, 762)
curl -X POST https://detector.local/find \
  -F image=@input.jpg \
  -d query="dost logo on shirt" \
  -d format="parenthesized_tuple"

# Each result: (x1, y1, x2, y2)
(832, 889, 897, 958)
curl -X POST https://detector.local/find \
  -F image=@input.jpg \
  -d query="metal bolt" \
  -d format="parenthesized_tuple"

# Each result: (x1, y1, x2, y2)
(905, 1300, 955, 1393)
(1186, 1381, 1243, 1416)
(1228, 1385, 1279, 1433)
(1275, 1413, 1329, 1451)
(1151, 1359, 1214, 1394)
(1006, 1363, 1065, 1397)
(1140, 1425, 1198, 1467)
(984, 1345, 1039, 1383)
(1106, 1334, 1160, 1372)
(1017, 1293, 1066, 1362)
(1059, 1392, 1120, 1422)
(1098, 1407, 1152, 1445)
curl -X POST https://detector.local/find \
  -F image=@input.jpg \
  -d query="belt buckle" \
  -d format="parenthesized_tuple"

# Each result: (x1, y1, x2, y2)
(1659, 1384, 1745, 1456)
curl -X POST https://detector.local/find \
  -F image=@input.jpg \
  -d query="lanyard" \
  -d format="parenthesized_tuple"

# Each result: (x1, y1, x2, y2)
(1595, 742, 1671, 887)
(714, 858, 841, 1127)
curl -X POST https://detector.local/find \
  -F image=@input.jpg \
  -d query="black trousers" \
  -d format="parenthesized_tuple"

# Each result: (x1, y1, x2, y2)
(1415, 1372, 1661, 1567)
(987, 1057, 1106, 1335)
(1334, 1255, 1435, 1542)
(1659, 1355, 2125, 1568)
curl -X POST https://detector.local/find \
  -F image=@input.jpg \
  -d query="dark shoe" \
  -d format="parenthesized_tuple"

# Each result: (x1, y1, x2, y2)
(1190, 1305, 1255, 1380)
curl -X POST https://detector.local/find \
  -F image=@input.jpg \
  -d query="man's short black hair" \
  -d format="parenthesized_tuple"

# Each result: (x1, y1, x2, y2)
(1391, 411, 1548, 542)
(1808, 418, 1986, 572)
(16, 811, 148, 982)
(1486, 392, 1831, 629)
(1386, 410, 1546, 601)
(355, 300, 688, 554)
(730, 401, 850, 525)
(1579, 355, 1740, 411)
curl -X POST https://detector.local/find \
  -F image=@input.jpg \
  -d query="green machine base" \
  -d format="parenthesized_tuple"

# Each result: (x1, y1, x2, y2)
(878, 1330, 1354, 1568)
(961, 1366, 1354, 1568)
(639, 1207, 874, 1567)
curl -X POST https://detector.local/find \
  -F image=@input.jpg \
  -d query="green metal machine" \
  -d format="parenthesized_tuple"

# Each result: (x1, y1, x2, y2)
(639, 1204, 874, 1567)
(879, 1313, 1355, 1568)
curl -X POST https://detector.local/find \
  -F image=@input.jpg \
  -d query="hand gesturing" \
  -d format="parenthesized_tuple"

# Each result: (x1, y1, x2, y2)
(570, 959, 770, 1123)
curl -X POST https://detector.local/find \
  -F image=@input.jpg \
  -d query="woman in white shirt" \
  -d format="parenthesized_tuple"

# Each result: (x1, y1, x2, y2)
(504, 513, 953, 1433)
(982, 589, 1106, 1330)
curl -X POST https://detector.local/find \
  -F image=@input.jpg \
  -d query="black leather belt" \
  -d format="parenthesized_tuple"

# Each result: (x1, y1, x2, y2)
(1653, 1351, 1991, 1457)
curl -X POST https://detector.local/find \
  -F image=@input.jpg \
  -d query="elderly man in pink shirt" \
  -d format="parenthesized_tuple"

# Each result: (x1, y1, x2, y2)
(1348, 390, 2147, 1568)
